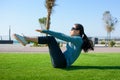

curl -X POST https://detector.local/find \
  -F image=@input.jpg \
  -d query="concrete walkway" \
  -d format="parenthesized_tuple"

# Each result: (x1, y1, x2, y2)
(0, 44, 120, 53)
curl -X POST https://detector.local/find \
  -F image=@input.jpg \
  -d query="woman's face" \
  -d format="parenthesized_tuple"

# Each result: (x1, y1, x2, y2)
(70, 25, 80, 36)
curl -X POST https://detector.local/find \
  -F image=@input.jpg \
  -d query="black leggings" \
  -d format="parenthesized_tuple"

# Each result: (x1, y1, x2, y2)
(38, 36, 67, 68)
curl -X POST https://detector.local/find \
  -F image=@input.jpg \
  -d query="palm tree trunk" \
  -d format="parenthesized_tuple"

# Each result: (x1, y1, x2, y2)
(105, 32, 109, 47)
(46, 11, 51, 30)
(109, 32, 111, 41)
(108, 32, 111, 47)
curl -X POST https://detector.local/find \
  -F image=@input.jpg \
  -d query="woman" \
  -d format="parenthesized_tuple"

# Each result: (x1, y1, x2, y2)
(13, 23, 94, 68)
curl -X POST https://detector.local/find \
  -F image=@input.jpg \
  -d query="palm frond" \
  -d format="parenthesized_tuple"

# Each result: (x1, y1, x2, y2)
(45, 0, 56, 12)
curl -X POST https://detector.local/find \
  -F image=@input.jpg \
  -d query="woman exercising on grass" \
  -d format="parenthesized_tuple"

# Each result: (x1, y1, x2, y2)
(13, 23, 94, 68)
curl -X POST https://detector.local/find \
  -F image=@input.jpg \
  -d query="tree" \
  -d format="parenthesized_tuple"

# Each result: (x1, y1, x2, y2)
(39, 17, 47, 30)
(38, 17, 47, 36)
(103, 11, 118, 46)
(33, 17, 47, 47)
(45, 0, 56, 30)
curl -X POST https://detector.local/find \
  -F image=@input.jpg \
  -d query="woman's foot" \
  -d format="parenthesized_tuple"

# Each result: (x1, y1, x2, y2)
(13, 34, 28, 46)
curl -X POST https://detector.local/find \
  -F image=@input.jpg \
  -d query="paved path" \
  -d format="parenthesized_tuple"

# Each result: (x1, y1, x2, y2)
(0, 44, 49, 53)
(0, 44, 120, 53)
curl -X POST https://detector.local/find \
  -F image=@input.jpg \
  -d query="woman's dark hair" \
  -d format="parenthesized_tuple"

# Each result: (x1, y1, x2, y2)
(74, 24, 94, 52)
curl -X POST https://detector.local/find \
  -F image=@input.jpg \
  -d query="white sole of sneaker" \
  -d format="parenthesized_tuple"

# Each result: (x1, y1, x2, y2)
(13, 34, 26, 46)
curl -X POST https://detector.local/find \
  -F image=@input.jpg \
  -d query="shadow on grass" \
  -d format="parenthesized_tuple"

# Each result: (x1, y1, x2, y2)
(64, 66, 120, 71)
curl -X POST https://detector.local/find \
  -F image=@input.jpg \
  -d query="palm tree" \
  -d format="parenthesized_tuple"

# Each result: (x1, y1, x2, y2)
(39, 17, 47, 30)
(39, 17, 47, 36)
(45, 0, 56, 30)
(103, 11, 118, 46)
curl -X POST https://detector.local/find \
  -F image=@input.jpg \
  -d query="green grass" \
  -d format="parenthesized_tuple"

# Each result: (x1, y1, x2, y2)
(0, 52, 120, 80)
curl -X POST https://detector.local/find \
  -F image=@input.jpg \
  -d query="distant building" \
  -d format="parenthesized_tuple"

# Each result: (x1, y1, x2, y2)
(89, 37, 98, 45)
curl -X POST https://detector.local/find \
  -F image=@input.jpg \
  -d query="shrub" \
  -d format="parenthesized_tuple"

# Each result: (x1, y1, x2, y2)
(109, 40, 116, 47)
(100, 40, 105, 44)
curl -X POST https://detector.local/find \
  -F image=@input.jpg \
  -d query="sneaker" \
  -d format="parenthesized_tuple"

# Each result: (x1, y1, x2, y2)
(13, 34, 28, 46)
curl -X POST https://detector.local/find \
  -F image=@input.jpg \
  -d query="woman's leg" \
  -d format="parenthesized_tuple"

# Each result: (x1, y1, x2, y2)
(25, 36, 67, 68)
(25, 37, 38, 43)
(38, 36, 67, 68)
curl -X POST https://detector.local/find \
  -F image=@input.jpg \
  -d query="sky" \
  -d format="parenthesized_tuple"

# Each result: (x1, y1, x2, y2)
(0, 0, 120, 40)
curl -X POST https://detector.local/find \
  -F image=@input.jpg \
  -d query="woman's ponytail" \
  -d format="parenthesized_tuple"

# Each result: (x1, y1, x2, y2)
(74, 23, 94, 52)
(82, 33, 94, 52)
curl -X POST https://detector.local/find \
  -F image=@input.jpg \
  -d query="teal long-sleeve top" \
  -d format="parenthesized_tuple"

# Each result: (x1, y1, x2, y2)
(42, 30, 83, 67)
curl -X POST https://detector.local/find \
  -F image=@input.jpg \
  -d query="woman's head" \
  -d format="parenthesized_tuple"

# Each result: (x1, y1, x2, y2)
(70, 24, 84, 37)
(71, 23, 94, 52)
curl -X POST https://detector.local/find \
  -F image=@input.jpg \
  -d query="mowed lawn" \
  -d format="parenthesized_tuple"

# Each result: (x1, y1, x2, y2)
(0, 53, 120, 80)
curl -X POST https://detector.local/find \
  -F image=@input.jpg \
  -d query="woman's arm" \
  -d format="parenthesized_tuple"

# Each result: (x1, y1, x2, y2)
(36, 29, 77, 42)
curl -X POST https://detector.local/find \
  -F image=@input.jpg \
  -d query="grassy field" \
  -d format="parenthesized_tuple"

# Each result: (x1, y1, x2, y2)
(0, 52, 120, 80)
